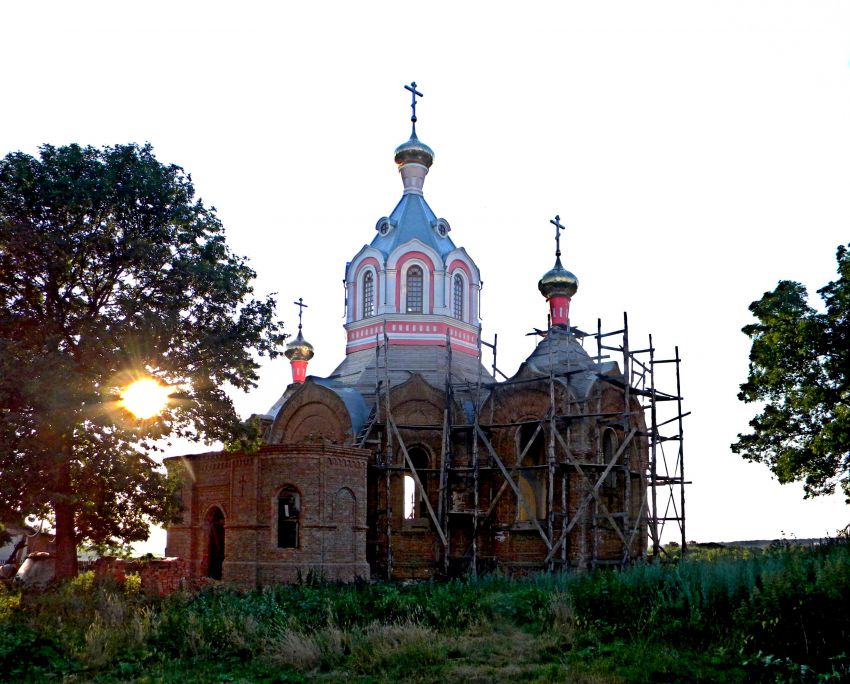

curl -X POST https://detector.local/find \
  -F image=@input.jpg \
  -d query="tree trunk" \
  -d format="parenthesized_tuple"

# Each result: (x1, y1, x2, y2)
(53, 455, 78, 580)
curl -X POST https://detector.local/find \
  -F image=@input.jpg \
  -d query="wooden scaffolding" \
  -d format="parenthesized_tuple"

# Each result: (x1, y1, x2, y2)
(359, 313, 687, 578)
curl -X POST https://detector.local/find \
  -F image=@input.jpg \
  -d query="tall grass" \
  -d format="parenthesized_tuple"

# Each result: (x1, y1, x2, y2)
(1, 540, 848, 681)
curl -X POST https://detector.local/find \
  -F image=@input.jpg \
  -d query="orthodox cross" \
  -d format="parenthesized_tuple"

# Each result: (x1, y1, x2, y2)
(404, 81, 423, 130)
(294, 297, 307, 331)
(237, 473, 247, 497)
(549, 214, 565, 258)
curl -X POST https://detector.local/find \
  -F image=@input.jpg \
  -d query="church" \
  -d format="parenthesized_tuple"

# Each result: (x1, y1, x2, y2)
(164, 85, 679, 586)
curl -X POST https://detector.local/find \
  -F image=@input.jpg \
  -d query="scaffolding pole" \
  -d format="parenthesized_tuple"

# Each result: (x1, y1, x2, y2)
(356, 313, 686, 578)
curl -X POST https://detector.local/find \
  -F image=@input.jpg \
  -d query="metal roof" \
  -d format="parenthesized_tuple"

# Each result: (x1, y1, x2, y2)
(369, 192, 456, 259)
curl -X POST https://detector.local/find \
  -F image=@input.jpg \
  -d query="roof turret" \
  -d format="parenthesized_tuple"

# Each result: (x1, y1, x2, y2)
(368, 82, 455, 257)
(538, 256, 578, 300)
(538, 215, 578, 327)
(284, 298, 313, 384)
(284, 329, 314, 363)
(394, 82, 434, 195)
(394, 131, 434, 170)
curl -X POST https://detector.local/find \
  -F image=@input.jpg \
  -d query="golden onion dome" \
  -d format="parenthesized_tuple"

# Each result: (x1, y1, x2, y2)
(394, 132, 434, 169)
(538, 257, 578, 299)
(284, 329, 314, 362)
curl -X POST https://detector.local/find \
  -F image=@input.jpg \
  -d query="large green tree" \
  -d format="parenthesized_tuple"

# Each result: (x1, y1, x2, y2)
(0, 143, 285, 578)
(732, 244, 850, 502)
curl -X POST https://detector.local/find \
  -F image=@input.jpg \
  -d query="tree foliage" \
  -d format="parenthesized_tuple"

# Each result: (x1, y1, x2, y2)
(0, 143, 285, 574)
(732, 244, 850, 501)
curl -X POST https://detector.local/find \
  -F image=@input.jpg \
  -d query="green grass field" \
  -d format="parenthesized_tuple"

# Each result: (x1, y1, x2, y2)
(2, 540, 848, 683)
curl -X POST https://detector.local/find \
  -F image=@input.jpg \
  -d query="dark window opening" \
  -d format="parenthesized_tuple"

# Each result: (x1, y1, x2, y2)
(518, 422, 545, 465)
(602, 429, 620, 486)
(278, 489, 300, 549)
(205, 506, 225, 580)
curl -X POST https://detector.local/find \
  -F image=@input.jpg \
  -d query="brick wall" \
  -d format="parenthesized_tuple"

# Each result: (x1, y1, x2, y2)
(93, 557, 190, 596)
(165, 443, 370, 588)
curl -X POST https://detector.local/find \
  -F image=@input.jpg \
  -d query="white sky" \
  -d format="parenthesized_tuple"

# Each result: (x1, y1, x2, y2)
(3, 1, 849, 549)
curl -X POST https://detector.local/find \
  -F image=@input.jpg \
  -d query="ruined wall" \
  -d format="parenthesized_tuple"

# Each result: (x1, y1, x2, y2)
(165, 443, 370, 588)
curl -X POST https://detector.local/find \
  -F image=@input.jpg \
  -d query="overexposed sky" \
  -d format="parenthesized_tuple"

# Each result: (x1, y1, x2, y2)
(3, 1, 849, 546)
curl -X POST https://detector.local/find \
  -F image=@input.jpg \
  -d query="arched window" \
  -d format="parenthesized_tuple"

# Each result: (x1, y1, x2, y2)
(406, 266, 423, 313)
(602, 428, 618, 464)
(517, 422, 545, 466)
(517, 475, 543, 522)
(453, 273, 464, 320)
(362, 271, 375, 318)
(277, 487, 300, 549)
(403, 447, 430, 519)
(516, 422, 546, 521)
(602, 428, 620, 489)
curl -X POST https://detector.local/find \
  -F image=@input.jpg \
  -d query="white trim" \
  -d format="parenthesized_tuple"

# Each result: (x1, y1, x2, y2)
(400, 259, 432, 314)
(450, 269, 468, 323)
(359, 266, 378, 320)
(345, 245, 385, 282)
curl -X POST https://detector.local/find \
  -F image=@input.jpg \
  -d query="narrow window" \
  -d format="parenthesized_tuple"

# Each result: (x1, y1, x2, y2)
(516, 423, 546, 521)
(362, 271, 374, 318)
(453, 273, 464, 320)
(406, 266, 423, 313)
(277, 488, 300, 548)
(403, 447, 429, 519)
(602, 429, 620, 488)
(517, 475, 539, 522)
(205, 506, 225, 579)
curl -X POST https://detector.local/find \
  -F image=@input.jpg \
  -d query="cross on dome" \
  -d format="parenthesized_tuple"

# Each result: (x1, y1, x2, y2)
(404, 81, 423, 132)
(550, 214, 565, 259)
(285, 297, 313, 383)
(539, 214, 578, 328)
(294, 297, 308, 330)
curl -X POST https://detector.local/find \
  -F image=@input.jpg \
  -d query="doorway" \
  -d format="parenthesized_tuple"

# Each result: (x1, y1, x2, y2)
(205, 506, 225, 580)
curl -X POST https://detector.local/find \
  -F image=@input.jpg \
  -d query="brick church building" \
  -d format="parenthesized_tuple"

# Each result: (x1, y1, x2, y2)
(164, 86, 651, 586)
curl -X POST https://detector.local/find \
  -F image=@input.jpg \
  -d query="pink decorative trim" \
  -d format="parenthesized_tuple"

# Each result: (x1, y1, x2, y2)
(346, 338, 479, 356)
(447, 259, 473, 280)
(345, 319, 480, 356)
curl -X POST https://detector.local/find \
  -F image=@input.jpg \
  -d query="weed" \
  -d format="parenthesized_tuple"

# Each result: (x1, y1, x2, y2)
(0, 539, 847, 681)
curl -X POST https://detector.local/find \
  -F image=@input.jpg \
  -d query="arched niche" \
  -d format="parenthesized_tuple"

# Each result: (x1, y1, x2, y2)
(331, 487, 357, 559)
(270, 381, 354, 444)
(203, 505, 225, 580)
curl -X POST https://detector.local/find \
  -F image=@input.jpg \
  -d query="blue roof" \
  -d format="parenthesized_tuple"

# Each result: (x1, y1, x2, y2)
(369, 192, 456, 259)
(312, 378, 371, 436)
(266, 378, 371, 438)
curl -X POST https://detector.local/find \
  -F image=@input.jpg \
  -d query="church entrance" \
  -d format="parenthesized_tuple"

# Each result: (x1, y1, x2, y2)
(205, 506, 225, 580)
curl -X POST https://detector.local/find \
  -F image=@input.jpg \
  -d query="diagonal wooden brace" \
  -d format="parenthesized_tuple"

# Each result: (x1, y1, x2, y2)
(476, 424, 553, 552)
(481, 421, 544, 519)
(545, 427, 636, 563)
(389, 417, 449, 547)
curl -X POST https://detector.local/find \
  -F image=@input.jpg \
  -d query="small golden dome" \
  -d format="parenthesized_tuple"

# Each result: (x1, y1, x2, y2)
(284, 330, 314, 362)
(538, 257, 578, 299)
(394, 133, 434, 168)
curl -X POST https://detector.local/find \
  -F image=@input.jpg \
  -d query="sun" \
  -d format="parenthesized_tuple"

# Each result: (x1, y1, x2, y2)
(120, 378, 171, 419)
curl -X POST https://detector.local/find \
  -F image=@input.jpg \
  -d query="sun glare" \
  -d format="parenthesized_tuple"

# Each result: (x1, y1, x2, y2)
(120, 378, 171, 419)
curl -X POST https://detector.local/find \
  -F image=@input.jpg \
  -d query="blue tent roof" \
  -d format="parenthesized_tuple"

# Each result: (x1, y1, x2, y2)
(369, 192, 456, 259)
